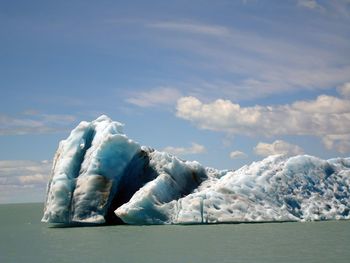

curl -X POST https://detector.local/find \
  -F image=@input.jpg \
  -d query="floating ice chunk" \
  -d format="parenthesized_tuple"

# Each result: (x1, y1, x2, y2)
(42, 116, 350, 225)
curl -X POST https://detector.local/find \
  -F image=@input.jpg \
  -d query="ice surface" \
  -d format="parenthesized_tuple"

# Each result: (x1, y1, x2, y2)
(42, 116, 139, 223)
(42, 116, 350, 225)
(169, 155, 350, 223)
(115, 150, 207, 224)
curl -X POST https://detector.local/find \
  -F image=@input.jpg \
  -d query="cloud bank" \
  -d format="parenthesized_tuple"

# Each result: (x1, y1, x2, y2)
(176, 83, 350, 153)
(0, 160, 51, 203)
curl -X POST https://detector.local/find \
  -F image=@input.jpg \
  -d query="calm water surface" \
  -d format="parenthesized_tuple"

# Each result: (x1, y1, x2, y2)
(0, 203, 349, 263)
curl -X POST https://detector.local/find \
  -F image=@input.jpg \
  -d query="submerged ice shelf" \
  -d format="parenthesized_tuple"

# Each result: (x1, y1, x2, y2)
(42, 116, 350, 225)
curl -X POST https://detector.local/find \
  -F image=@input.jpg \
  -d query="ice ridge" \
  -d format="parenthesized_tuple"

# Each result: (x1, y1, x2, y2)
(42, 116, 350, 225)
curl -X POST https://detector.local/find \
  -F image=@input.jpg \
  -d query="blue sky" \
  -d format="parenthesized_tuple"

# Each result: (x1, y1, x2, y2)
(1, 0, 350, 203)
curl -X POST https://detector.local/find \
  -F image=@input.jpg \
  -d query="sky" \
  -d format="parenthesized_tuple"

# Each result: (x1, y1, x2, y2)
(1, 0, 350, 203)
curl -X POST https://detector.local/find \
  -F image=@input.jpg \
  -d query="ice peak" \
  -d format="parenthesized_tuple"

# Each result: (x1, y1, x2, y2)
(95, 114, 112, 122)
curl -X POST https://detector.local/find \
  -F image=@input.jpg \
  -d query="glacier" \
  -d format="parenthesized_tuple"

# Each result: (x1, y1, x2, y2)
(42, 116, 350, 225)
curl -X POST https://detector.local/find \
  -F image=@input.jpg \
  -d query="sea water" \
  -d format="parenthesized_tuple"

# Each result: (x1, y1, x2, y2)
(0, 203, 349, 263)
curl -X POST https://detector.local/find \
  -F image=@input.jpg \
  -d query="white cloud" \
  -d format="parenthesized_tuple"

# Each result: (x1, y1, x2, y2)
(147, 20, 350, 101)
(329, 0, 350, 18)
(297, 0, 324, 11)
(337, 82, 350, 98)
(254, 140, 304, 157)
(297, 0, 350, 17)
(176, 86, 350, 153)
(0, 159, 51, 203)
(163, 142, 206, 156)
(229, 151, 247, 159)
(148, 21, 230, 37)
(322, 134, 350, 153)
(126, 87, 182, 107)
(291, 94, 350, 113)
(0, 160, 51, 186)
(0, 112, 77, 135)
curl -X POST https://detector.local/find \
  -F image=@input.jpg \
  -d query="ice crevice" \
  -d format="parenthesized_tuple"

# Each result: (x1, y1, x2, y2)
(42, 116, 350, 225)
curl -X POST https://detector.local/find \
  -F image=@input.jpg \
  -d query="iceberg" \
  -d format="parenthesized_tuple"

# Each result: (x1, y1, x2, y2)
(42, 116, 350, 225)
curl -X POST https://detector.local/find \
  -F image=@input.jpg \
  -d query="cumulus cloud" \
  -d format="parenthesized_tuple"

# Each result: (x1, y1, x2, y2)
(254, 140, 304, 157)
(322, 134, 350, 154)
(163, 142, 206, 156)
(0, 112, 77, 135)
(229, 151, 247, 159)
(176, 86, 350, 153)
(337, 82, 350, 98)
(126, 87, 182, 107)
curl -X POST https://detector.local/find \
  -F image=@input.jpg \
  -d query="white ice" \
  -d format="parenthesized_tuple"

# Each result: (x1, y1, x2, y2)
(42, 116, 350, 225)
(42, 116, 140, 223)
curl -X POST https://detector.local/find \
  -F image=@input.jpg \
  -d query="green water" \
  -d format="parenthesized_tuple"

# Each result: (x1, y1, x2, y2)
(0, 203, 349, 263)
